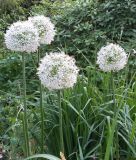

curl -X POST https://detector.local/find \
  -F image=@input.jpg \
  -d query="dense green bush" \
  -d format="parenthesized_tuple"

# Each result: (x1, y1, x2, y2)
(49, 0, 136, 64)
(95, 0, 136, 42)
(53, 0, 106, 63)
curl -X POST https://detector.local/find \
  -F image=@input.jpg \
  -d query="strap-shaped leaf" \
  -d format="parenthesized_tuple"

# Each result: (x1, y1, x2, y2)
(24, 154, 61, 160)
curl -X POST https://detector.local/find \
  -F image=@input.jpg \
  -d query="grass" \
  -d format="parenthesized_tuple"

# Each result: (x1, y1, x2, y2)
(0, 50, 136, 160)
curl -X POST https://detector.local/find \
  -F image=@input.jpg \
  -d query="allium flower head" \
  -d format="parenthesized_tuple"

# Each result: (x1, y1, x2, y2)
(5, 21, 39, 53)
(97, 43, 128, 72)
(28, 15, 56, 44)
(37, 52, 79, 90)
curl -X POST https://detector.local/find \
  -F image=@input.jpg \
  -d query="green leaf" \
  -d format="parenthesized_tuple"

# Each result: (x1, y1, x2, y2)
(24, 154, 61, 160)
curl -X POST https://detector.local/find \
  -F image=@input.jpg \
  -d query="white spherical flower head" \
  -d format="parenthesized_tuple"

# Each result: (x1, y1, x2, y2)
(97, 43, 128, 72)
(5, 21, 39, 53)
(37, 52, 79, 90)
(28, 15, 56, 44)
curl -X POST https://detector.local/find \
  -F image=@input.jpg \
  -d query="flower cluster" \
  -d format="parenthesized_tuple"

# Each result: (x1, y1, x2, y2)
(97, 43, 128, 72)
(5, 21, 39, 53)
(28, 15, 56, 44)
(5, 15, 56, 53)
(37, 52, 79, 90)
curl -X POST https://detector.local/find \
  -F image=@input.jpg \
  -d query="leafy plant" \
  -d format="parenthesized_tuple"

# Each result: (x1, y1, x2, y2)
(0, 0, 136, 159)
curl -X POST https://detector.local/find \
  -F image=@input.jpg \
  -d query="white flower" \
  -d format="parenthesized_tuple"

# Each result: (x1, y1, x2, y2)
(97, 43, 128, 72)
(132, 49, 136, 55)
(0, 154, 3, 159)
(5, 21, 39, 53)
(37, 52, 79, 90)
(28, 15, 56, 44)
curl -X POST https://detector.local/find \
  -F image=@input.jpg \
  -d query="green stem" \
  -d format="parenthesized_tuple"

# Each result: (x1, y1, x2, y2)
(22, 53, 30, 157)
(104, 72, 118, 160)
(38, 51, 44, 153)
(111, 72, 119, 160)
(22, 113, 27, 156)
(111, 72, 115, 109)
(58, 90, 64, 153)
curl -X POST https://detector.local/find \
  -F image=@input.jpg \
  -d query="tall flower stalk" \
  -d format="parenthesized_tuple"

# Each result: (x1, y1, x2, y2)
(104, 71, 119, 160)
(5, 20, 39, 157)
(22, 53, 30, 156)
(37, 52, 79, 153)
(58, 90, 64, 153)
(28, 15, 56, 153)
(111, 72, 119, 160)
(38, 51, 44, 153)
(97, 43, 128, 160)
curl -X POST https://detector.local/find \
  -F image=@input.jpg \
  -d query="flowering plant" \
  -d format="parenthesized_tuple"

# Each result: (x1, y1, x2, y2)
(37, 52, 79, 90)
(97, 43, 128, 72)
(5, 21, 39, 53)
(28, 15, 56, 45)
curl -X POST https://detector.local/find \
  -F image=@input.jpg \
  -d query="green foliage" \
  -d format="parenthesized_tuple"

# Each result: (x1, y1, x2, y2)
(24, 154, 61, 160)
(0, 0, 22, 13)
(0, 0, 42, 13)
(0, 0, 136, 159)
(46, 0, 136, 64)
(53, 0, 106, 62)
(0, 62, 136, 159)
(95, 0, 136, 42)
(0, 0, 42, 57)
